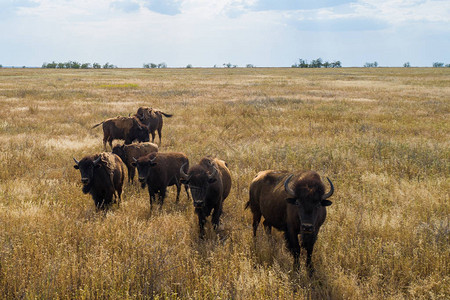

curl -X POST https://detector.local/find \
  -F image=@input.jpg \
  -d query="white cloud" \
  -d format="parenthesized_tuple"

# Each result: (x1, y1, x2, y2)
(0, 0, 448, 67)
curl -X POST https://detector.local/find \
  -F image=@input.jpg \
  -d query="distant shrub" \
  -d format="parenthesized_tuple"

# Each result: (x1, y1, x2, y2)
(432, 62, 444, 68)
(403, 62, 411, 67)
(246, 64, 255, 68)
(292, 58, 341, 68)
(143, 63, 158, 68)
(42, 61, 57, 68)
(103, 62, 117, 69)
(364, 61, 378, 67)
(186, 64, 193, 68)
(223, 63, 233, 68)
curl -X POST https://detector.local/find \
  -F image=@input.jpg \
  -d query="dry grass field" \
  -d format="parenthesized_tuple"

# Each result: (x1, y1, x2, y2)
(0, 67, 448, 299)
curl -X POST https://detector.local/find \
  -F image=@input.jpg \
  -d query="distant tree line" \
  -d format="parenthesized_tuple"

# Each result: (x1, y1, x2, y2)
(432, 62, 450, 68)
(292, 58, 342, 68)
(143, 62, 167, 68)
(364, 61, 378, 68)
(41, 61, 117, 69)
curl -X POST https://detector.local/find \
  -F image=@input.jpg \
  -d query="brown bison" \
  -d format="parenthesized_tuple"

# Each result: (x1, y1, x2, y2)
(134, 107, 172, 144)
(132, 152, 190, 209)
(112, 142, 159, 183)
(180, 157, 232, 238)
(246, 170, 334, 275)
(92, 116, 150, 150)
(73, 152, 126, 210)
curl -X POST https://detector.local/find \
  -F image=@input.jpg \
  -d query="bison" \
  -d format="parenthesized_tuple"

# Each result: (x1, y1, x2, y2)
(73, 152, 126, 210)
(246, 170, 334, 275)
(92, 116, 150, 150)
(112, 142, 159, 183)
(180, 157, 232, 238)
(134, 107, 172, 144)
(132, 152, 190, 209)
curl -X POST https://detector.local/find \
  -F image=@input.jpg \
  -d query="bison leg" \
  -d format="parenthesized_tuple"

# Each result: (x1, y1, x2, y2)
(150, 131, 156, 143)
(108, 138, 114, 151)
(148, 187, 156, 209)
(105, 190, 115, 207)
(175, 181, 181, 203)
(157, 128, 162, 145)
(128, 166, 135, 183)
(302, 234, 317, 276)
(158, 187, 166, 208)
(263, 220, 272, 235)
(285, 229, 301, 270)
(195, 208, 206, 238)
(211, 202, 223, 231)
(184, 184, 190, 201)
(116, 186, 122, 207)
(251, 211, 262, 237)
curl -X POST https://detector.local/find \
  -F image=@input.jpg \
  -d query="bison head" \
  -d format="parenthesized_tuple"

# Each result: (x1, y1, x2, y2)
(132, 155, 157, 188)
(112, 145, 126, 161)
(133, 120, 150, 143)
(180, 163, 217, 208)
(284, 173, 334, 234)
(73, 156, 101, 192)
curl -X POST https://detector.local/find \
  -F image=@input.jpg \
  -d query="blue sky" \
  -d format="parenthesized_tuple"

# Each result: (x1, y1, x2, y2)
(1, 0, 449, 67)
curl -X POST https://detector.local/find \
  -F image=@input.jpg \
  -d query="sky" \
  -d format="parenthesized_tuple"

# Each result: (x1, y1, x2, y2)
(1, 0, 449, 67)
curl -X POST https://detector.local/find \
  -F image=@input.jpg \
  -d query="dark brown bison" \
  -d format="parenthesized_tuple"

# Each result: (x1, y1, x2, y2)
(246, 170, 334, 275)
(132, 152, 190, 209)
(134, 107, 172, 144)
(73, 152, 126, 210)
(112, 142, 158, 183)
(180, 157, 232, 238)
(92, 116, 150, 150)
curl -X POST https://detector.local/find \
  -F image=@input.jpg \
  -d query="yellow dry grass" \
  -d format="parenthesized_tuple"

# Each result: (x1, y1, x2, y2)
(0, 67, 449, 299)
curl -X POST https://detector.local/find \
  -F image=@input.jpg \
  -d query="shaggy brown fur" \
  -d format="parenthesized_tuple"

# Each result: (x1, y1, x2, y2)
(133, 152, 189, 209)
(134, 107, 172, 144)
(73, 152, 126, 210)
(112, 142, 158, 183)
(246, 170, 334, 275)
(181, 157, 232, 238)
(92, 116, 150, 150)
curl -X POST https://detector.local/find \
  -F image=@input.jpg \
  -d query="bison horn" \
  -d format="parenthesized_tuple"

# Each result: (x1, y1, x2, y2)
(132, 157, 138, 163)
(180, 162, 190, 180)
(73, 157, 80, 165)
(284, 174, 296, 197)
(149, 156, 157, 163)
(93, 156, 102, 166)
(322, 177, 334, 200)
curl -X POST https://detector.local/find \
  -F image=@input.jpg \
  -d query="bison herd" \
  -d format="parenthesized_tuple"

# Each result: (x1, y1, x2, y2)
(73, 106, 335, 274)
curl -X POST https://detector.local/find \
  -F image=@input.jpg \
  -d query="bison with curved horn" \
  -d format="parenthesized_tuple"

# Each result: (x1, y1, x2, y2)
(132, 152, 190, 210)
(246, 170, 334, 275)
(112, 142, 158, 183)
(73, 152, 126, 210)
(92, 116, 150, 151)
(134, 107, 172, 145)
(180, 157, 232, 238)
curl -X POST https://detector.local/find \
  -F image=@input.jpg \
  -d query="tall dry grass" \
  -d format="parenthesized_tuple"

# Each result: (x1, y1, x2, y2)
(0, 67, 448, 299)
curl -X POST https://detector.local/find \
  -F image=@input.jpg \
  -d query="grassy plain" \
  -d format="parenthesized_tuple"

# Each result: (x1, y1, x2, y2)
(0, 67, 448, 299)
